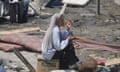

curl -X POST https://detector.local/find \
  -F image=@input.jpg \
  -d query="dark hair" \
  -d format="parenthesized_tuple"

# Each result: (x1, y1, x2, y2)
(58, 15, 64, 26)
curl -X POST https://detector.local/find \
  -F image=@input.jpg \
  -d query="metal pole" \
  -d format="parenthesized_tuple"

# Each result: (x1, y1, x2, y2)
(13, 49, 36, 72)
(96, 0, 100, 15)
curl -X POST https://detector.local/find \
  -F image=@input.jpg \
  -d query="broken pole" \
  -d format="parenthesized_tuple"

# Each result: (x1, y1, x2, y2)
(96, 0, 100, 15)
(13, 49, 36, 72)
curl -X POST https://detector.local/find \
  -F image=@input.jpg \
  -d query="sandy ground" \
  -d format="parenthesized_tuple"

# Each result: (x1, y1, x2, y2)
(0, 0, 120, 72)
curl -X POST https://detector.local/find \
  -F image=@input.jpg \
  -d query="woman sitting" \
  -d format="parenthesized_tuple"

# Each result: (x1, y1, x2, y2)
(41, 13, 79, 69)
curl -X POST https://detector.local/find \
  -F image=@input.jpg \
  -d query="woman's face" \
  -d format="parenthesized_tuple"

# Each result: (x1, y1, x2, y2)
(58, 15, 64, 27)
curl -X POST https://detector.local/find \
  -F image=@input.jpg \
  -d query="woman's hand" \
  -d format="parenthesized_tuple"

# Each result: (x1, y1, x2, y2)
(67, 35, 75, 40)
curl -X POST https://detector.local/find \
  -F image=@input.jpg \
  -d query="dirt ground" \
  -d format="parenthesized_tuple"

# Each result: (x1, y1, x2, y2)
(0, 0, 120, 72)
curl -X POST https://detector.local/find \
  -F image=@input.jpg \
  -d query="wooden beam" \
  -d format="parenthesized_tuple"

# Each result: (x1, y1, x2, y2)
(106, 58, 120, 66)
(0, 27, 46, 35)
(89, 54, 120, 66)
(13, 49, 36, 72)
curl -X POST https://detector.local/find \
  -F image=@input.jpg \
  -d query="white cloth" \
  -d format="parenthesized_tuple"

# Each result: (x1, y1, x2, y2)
(9, 0, 19, 3)
(42, 26, 69, 60)
(41, 13, 62, 53)
(62, 0, 90, 5)
(41, 13, 69, 60)
(52, 26, 69, 51)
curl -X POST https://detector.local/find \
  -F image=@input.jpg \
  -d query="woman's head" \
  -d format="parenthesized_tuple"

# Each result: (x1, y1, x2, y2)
(58, 15, 64, 27)
(53, 13, 64, 27)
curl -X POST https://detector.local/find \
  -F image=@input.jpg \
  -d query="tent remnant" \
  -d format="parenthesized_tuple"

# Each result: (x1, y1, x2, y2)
(62, 0, 90, 6)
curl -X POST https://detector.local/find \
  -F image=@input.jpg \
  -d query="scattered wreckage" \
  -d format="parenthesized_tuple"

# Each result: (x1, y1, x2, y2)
(0, 0, 36, 19)
(0, 0, 120, 72)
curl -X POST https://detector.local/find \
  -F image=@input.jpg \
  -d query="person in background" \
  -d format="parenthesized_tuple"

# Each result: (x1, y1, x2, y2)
(41, 13, 79, 69)
(9, 0, 30, 23)
(9, 0, 19, 23)
(45, 0, 63, 8)
(0, 59, 6, 72)
(4, 0, 9, 16)
(21, 0, 30, 23)
(41, 0, 63, 9)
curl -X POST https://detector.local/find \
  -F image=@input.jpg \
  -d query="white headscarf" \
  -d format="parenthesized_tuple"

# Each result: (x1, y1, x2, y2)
(41, 13, 62, 53)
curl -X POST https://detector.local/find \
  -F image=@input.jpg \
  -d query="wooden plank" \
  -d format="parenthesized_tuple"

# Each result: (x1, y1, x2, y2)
(0, 27, 46, 35)
(106, 58, 120, 66)
(13, 49, 36, 72)
(37, 54, 59, 72)
(89, 54, 120, 66)
(75, 53, 120, 66)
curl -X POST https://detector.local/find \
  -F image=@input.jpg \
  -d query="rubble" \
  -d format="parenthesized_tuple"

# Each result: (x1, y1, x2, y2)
(0, 0, 120, 72)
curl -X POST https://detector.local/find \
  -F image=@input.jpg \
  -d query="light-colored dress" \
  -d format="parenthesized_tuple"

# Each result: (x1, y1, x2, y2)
(43, 25, 69, 60)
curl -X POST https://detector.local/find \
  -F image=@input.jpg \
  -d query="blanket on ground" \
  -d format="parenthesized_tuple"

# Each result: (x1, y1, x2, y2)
(0, 33, 119, 53)
(0, 33, 42, 52)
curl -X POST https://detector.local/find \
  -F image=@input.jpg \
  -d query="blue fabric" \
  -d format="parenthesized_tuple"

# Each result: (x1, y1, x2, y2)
(52, 26, 69, 51)
(9, 0, 29, 23)
(45, 0, 63, 8)
(100, 66, 111, 72)
(0, 65, 6, 72)
(22, 0, 29, 22)
(60, 31, 70, 40)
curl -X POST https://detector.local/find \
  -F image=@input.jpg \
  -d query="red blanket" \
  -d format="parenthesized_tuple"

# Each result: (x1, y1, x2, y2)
(0, 42, 22, 51)
(73, 37, 120, 53)
(0, 33, 42, 52)
(0, 33, 119, 53)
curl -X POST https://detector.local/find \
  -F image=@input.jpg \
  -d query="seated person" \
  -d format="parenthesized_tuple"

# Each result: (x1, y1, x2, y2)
(41, 13, 79, 69)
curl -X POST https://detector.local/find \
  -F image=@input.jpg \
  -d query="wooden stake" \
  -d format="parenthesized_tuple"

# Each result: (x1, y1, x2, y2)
(96, 0, 100, 15)
(60, 3, 67, 14)
(0, 27, 46, 35)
